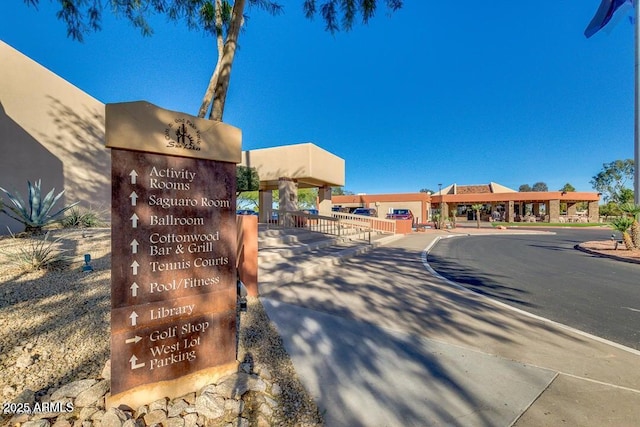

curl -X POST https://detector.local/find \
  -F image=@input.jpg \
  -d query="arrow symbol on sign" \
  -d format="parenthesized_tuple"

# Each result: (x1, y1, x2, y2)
(129, 311, 138, 326)
(131, 261, 139, 276)
(125, 335, 142, 344)
(129, 191, 138, 206)
(130, 213, 139, 228)
(130, 170, 138, 185)
(130, 239, 139, 254)
(130, 282, 139, 297)
(129, 355, 145, 370)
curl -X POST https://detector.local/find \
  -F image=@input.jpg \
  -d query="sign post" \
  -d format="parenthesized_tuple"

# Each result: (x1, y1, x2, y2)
(105, 101, 241, 408)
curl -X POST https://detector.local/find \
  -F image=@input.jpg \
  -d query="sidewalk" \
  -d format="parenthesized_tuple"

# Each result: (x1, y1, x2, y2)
(260, 230, 640, 426)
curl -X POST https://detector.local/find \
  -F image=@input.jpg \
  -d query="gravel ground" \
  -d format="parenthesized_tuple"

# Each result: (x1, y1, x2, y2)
(0, 228, 322, 426)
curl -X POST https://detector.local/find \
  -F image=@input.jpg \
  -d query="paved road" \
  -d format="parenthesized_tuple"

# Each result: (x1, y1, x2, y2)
(427, 228, 640, 350)
(263, 231, 640, 426)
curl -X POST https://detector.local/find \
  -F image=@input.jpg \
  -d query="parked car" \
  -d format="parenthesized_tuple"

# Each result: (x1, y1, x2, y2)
(386, 209, 414, 222)
(352, 208, 377, 217)
(236, 209, 258, 216)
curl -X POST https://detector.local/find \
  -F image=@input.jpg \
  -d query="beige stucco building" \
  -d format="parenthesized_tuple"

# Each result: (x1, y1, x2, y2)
(1, 40, 602, 233)
(332, 193, 431, 224)
(1, 41, 345, 233)
(432, 183, 600, 223)
(0, 40, 110, 233)
(240, 143, 345, 222)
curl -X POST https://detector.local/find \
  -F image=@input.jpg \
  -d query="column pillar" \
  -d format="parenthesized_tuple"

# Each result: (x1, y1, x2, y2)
(258, 190, 272, 223)
(588, 200, 599, 223)
(549, 199, 560, 223)
(278, 177, 298, 212)
(441, 202, 449, 220)
(506, 201, 515, 222)
(318, 186, 332, 215)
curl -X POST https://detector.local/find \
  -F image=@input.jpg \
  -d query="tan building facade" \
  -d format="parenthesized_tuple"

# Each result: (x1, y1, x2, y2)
(240, 143, 345, 222)
(332, 193, 431, 224)
(0, 41, 110, 233)
(333, 183, 601, 226)
(1, 41, 346, 233)
(1, 41, 603, 234)
(432, 183, 600, 223)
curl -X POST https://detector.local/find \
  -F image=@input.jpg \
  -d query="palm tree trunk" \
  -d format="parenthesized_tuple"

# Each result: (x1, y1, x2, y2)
(210, 0, 246, 121)
(631, 220, 640, 249)
(623, 231, 636, 251)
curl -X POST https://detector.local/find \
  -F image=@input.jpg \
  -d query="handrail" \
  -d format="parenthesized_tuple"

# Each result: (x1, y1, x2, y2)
(330, 212, 396, 234)
(262, 209, 396, 243)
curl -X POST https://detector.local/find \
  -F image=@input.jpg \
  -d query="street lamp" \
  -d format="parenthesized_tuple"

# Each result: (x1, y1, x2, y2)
(438, 183, 443, 229)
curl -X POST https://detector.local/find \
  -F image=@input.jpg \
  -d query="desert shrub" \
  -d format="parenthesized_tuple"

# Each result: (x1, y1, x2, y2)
(1, 231, 71, 272)
(61, 206, 104, 228)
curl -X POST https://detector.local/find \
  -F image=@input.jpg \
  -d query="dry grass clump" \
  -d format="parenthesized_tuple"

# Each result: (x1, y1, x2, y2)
(0, 231, 72, 272)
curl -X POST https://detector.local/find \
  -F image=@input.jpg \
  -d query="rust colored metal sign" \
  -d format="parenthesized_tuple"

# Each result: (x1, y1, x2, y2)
(107, 103, 239, 404)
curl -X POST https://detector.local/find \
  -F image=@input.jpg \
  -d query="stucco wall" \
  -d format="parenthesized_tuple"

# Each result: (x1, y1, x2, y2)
(0, 41, 110, 233)
(241, 143, 345, 190)
(375, 201, 426, 223)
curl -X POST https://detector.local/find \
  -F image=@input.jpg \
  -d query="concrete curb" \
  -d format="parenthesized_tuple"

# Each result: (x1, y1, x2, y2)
(575, 244, 640, 265)
(423, 235, 640, 357)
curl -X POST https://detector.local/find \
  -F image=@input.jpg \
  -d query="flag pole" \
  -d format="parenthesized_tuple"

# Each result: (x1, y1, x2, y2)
(635, 0, 640, 204)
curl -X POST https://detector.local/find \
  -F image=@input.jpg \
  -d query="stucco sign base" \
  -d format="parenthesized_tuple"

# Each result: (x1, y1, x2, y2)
(107, 361, 238, 410)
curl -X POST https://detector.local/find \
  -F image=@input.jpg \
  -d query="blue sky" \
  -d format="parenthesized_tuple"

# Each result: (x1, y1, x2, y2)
(1, 1, 636, 194)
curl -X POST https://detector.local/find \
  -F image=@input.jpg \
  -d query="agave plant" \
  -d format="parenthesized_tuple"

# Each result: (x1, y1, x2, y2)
(0, 180, 79, 234)
(610, 217, 636, 251)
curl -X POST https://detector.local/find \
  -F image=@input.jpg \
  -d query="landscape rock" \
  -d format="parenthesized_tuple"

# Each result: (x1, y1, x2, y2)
(13, 388, 36, 405)
(78, 406, 99, 421)
(74, 380, 109, 407)
(15, 353, 35, 368)
(271, 383, 282, 396)
(194, 393, 225, 420)
(142, 409, 167, 425)
(148, 398, 168, 413)
(100, 360, 111, 381)
(167, 399, 189, 418)
(164, 417, 185, 427)
(100, 407, 129, 427)
(22, 420, 50, 427)
(51, 419, 72, 427)
(224, 399, 243, 416)
(215, 373, 265, 399)
(51, 380, 97, 401)
(182, 413, 198, 427)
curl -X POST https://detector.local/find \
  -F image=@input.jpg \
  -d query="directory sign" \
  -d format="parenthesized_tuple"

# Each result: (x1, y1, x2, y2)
(106, 101, 241, 405)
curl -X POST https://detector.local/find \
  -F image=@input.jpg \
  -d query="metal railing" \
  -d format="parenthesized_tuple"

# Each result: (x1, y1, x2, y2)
(330, 212, 397, 234)
(263, 209, 396, 243)
(265, 209, 339, 233)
